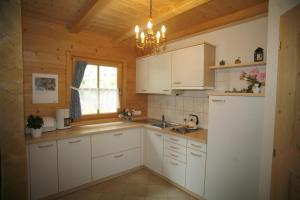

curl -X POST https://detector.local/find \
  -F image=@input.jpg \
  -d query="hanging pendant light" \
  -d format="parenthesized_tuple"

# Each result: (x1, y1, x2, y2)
(134, 0, 166, 52)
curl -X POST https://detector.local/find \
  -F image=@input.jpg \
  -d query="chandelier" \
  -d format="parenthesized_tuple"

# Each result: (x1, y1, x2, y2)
(134, 0, 166, 52)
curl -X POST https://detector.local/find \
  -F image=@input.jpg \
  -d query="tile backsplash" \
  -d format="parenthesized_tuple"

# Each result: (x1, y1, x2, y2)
(148, 91, 209, 129)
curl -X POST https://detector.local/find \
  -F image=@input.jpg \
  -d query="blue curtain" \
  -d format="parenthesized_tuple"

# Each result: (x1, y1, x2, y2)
(70, 60, 87, 119)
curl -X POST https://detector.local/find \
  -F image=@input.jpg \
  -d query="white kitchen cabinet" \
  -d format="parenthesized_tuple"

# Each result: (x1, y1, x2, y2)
(186, 148, 206, 196)
(28, 141, 58, 200)
(172, 43, 215, 89)
(58, 136, 91, 191)
(145, 129, 164, 174)
(92, 148, 140, 180)
(91, 128, 141, 158)
(148, 53, 172, 94)
(163, 156, 186, 187)
(136, 57, 149, 93)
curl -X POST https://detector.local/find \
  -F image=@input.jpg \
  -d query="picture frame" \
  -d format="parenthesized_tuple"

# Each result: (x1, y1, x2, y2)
(32, 73, 58, 104)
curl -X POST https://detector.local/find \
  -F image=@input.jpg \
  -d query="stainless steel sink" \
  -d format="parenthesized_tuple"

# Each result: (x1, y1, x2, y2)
(150, 122, 177, 128)
(171, 127, 201, 134)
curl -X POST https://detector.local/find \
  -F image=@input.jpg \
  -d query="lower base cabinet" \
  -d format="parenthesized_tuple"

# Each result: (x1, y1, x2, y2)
(163, 156, 186, 187)
(186, 148, 206, 196)
(92, 148, 141, 180)
(28, 141, 58, 200)
(58, 136, 91, 191)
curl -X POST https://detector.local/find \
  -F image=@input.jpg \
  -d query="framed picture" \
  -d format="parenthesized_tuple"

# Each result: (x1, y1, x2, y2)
(32, 73, 58, 104)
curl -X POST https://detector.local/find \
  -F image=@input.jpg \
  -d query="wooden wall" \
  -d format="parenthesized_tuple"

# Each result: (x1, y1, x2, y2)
(22, 16, 147, 120)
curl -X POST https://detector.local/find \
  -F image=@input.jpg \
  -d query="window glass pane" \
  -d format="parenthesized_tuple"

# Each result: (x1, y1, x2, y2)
(99, 66, 119, 113)
(79, 89, 98, 115)
(80, 64, 97, 89)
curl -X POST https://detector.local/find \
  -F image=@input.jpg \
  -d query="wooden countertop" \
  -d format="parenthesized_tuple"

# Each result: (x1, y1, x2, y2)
(25, 121, 208, 144)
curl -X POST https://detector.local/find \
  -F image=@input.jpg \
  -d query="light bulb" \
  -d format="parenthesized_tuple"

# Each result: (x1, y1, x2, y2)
(140, 32, 145, 43)
(156, 31, 161, 43)
(147, 20, 153, 29)
(161, 25, 166, 38)
(134, 25, 139, 39)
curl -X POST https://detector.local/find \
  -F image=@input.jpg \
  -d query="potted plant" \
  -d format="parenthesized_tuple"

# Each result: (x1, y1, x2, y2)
(27, 115, 44, 138)
(240, 67, 266, 93)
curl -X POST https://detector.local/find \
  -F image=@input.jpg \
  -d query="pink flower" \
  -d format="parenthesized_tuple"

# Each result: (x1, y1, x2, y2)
(257, 72, 266, 83)
(249, 67, 259, 78)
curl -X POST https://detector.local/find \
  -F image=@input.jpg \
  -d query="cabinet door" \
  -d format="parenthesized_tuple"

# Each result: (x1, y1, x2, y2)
(172, 45, 204, 88)
(136, 58, 149, 93)
(163, 156, 186, 187)
(148, 53, 172, 94)
(29, 141, 58, 200)
(146, 130, 164, 174)
(186, 148, 206, 196)
(58, 136, 91, 191)
(92, 148, 140, 180)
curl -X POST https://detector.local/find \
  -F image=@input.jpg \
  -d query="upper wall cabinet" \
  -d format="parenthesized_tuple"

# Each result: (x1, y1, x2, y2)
(136, 53, 172, 94)
(172, 43, 215, 89)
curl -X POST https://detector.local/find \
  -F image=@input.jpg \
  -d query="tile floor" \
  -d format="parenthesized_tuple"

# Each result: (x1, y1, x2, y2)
(56, 168, 200, 200)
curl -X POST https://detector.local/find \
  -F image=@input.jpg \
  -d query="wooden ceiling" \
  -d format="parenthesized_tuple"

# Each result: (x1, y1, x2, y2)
(22, 0, 268, 42)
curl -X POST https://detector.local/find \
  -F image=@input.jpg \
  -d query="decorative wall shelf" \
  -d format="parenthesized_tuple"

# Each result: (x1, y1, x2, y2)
(209, 61, 266, 70)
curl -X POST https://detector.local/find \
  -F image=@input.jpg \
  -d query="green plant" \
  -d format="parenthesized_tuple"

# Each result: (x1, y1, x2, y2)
(27, 115, 44, 129)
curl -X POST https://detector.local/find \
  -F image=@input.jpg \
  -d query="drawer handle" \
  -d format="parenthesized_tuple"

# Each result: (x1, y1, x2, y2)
(212, 99, 226, 103)
(191, 152, 202, 157)
(173, 82, 182, 84)
(38, 144, 54, 148)
(170, 161, 178, 166)
(155, 134, 162, 137)
(170, 138, 179, 142)
(114, 154, 124, 158)
(142, 89, 147, 91)
(68, 140, 81, 144)
(191, 143, 202, 148)
(170, 153, 178, 158)
(170, 145, 179, 150)
(114, 133, 123, 136)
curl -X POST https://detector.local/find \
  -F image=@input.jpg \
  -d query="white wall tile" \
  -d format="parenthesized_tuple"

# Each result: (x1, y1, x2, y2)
(183, 97, 194, 112)
(175, 96, 184, 111)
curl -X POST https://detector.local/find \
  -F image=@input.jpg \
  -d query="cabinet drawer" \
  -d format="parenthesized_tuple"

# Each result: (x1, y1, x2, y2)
(188, 140, 206, 152)
(29, 141, 58, 200)
(92, 128, 141, 157)
(163, 157, 186, 187)
(58, 136, 91, 192)
(164, 148, 186, 163)
(92, 148, 141, 181)
(164, 134, 187, 146)
(165, 141, 186, 155)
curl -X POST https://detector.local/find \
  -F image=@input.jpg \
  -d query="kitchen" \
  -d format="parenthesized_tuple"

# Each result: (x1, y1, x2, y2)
(1, 1, 300, 200)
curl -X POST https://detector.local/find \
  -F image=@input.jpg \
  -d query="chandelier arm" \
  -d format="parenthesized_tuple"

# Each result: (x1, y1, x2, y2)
(149, 0, 152, 19)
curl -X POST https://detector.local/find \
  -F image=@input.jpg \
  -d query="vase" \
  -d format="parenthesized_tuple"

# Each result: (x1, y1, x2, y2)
(31, 128, 42, 138)
(253, 83, 261, 94)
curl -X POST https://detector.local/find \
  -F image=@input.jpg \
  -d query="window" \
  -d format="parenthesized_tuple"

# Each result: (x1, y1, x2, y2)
(78, 63, 121, 117)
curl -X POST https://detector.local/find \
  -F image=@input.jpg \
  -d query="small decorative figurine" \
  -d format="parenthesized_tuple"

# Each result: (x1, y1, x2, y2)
(219, 60, 225, 65)
(254, 47, 264, 62)
(235, 57, 241, 64)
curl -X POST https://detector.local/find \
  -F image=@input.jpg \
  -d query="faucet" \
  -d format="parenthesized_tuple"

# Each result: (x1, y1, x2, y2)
(162, 115, 166, 128)
(189, 114, 199, 125)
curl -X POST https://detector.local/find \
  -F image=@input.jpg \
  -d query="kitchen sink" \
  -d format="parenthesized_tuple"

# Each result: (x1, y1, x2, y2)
(171, 127, 201, 134)
(150, 122, 177, 128)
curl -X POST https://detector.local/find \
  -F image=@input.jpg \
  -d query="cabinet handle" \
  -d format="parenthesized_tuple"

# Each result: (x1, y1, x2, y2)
(155, 133, 162, 137)
(191, 152, 202, 157)
(170, 145, 179, 150)
(191, 143, 202, 148)
(114, 133, 123, 136)
(142, 89, 147, 91)
(38, 144, 54, 148)
(170, 161, 178, 166)
(170, 153, 178, 158)
(163, 89, 169, 92)
(212, 99, 226, 103)
(173, 82, 182, 84)
(68, 139, 81, 144)
(170, 137, 179, 142)
(114, 154, 124, 158)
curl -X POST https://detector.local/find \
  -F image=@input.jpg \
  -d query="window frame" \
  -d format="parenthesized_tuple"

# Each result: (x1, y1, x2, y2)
(71, 57, 124, 121)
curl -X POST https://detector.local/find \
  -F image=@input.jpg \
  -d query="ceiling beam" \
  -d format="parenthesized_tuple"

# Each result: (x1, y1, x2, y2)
(67, 0, 111, 33)
(166, 2, 268, 42)
(114, 0, 210, 43)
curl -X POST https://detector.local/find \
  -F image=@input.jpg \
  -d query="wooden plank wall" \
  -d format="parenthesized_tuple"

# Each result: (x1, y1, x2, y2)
(22, 16, 147, 119)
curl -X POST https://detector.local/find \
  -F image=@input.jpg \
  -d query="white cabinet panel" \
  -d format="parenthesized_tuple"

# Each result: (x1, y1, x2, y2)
(92, 128, 141, 157)
(164, 141, 186, 155)
(163, 156, 186, 187)
(148, 53, 172, 94)
(164, 134, 187, 147)
(58, 136, 91, 191)
(136, 58, 149, 93)
(146, 130, 164, 174)
(187, 140, 206, 152)
(186, 148, 206, 196)
(92, 148, 140, 180)
(164, 148, 186, 163)
(29, 141, 58, 200)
